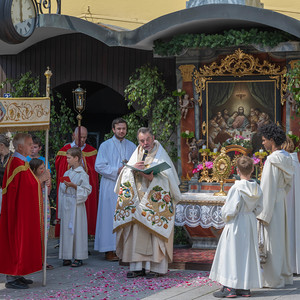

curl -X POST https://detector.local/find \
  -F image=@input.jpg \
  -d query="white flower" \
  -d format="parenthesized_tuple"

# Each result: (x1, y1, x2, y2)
(178, 89, 182, 92)
(185, 130, 189, 135)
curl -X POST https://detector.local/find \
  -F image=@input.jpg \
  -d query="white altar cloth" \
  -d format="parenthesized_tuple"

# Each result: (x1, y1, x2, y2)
(175, 193, 226, 229)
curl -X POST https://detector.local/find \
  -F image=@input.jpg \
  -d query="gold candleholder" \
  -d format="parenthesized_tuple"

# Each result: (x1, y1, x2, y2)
(213, 148, 231, 196)
(199, 149, 212, 183)
(210, 152, 220, 183)
(255, 150, 268, 181)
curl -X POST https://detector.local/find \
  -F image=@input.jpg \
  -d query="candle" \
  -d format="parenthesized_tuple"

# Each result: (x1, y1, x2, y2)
(259, 149, 263, 153)
(213, 148, 217, 153)
(202, 145, 206, 149)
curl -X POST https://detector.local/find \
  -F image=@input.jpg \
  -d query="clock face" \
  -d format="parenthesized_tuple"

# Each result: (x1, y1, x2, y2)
(11, 0, 37, 37)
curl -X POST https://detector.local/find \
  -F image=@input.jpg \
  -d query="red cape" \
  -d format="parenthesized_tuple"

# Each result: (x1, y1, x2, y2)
(0, 157, 44, 276)
(55, 143, 99, 236)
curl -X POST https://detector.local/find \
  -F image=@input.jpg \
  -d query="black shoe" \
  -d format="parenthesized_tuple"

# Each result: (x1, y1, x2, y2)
(5, 279, 29, 289)
(127, 269, 146, 278)
(19, 277, 33, 284)
(236, 289, 251, 297)
(213, 286, 237, 298)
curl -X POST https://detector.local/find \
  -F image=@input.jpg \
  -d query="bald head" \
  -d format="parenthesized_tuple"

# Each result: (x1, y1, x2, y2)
(74, 126, 88, 146)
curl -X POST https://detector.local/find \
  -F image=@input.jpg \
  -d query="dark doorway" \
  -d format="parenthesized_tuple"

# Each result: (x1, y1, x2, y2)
(53, 81, 132, 149)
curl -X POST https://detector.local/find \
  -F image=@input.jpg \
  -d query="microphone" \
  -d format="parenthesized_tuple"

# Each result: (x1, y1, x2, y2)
(141, 150, 148, 161)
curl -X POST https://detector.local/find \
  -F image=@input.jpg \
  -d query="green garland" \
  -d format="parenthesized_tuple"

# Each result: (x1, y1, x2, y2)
(286, 60, 300, 114)
(153, 28, 296, 56)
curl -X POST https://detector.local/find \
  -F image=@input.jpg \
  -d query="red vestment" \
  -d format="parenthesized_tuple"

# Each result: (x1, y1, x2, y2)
(0, 157, 44, 276)
(55, 143, 99, 236)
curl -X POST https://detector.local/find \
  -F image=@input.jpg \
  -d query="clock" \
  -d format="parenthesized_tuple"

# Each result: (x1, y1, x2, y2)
(0, 0, 37, 44)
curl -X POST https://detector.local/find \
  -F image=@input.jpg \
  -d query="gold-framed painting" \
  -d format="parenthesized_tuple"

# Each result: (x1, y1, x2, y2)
(204, 79, 278, 151)
(192, 49, 287, 152)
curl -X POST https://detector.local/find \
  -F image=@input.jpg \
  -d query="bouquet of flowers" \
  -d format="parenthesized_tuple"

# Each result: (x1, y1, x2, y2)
(181, 130, 194, 139)
(222, 135, 252, 149)
(192, 161, 213, 174)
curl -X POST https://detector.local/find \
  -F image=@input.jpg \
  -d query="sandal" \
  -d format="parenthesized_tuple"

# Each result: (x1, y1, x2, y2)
(63, 260, 72, 266)
(126, 269, 145, 278)
(71, 260, 83, 267)
(46, 264, 54, 270)
(146, 271, 161, 279)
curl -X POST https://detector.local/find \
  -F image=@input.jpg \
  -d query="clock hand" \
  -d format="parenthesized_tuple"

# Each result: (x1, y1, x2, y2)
(20, 0, 23, 23)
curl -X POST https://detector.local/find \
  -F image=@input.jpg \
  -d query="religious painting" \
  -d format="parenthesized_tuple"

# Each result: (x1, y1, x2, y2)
(205, 79, 278, 152)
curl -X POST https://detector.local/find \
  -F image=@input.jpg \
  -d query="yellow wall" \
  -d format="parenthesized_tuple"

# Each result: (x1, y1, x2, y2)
(61, 0, 300, 30)
(262, 0, 300, 21)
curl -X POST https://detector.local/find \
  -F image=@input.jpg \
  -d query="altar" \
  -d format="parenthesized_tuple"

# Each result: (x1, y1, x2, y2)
(176, 192, 226, 249)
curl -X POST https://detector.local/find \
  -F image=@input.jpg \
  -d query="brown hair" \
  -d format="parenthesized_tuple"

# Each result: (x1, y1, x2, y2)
(66, 147, 82, 161)
(29, 158, 44, 175)
(237, 156, 254, 176)
(281, 136, 294, 153)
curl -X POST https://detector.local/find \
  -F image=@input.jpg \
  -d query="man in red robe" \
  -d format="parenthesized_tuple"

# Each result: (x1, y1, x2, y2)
(0, 133, 44, 289)
(55, 126, 99, 236)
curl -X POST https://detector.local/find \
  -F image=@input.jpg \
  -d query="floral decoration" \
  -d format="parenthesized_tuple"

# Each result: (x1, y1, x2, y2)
(181, 130, 194, 139)
(192, 161, 214, 174)
(114, 181, 135, 221)
(143, 185, 174, 229)
(222, 135, 252, 149)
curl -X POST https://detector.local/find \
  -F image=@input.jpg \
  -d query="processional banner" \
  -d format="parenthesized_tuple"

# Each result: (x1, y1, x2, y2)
(0, 97, 51, 132)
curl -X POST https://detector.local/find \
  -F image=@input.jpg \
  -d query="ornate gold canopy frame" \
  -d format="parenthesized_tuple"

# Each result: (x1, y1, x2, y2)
(193, 48, 287, 108)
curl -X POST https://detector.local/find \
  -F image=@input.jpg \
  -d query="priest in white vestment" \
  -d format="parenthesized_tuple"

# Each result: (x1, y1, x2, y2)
(58, 148, 92, 266)
(257, 124, 294, 288)
(282, 137, 300, 274)
(210, 156, 263, 298)
(113, 127, 181, 278)
(94, 118, 136, 261)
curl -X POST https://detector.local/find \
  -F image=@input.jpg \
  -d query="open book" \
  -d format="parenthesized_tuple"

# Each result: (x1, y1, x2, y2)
(124, 161, 171, 175)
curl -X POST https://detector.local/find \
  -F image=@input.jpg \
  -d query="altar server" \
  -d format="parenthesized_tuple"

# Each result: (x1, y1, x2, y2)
(210, 156, 263, 298)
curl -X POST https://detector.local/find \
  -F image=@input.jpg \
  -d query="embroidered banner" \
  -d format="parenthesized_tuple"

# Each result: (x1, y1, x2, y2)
(0, 97, 51, 132)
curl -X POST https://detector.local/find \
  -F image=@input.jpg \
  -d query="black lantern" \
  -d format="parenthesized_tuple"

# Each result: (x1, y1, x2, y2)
(72, 84, 86, 147)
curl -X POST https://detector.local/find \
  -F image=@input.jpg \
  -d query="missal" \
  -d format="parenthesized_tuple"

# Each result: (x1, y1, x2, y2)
(124, 162, 171, 175)
(59, 176, 71, 183)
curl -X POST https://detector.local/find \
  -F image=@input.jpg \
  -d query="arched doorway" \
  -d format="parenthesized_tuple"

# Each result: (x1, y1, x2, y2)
(53, 81, 133, 149)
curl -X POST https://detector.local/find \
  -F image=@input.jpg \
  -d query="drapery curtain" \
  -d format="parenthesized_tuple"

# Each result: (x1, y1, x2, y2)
(247, 82, 274, 109)
(208, 82, 235, 118)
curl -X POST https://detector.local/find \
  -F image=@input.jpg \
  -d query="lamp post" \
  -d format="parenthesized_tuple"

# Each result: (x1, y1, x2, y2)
(72, 84, 86, 147)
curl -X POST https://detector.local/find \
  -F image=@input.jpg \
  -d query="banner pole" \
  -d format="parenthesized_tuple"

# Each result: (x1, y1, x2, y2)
(43, 67, 52, 287)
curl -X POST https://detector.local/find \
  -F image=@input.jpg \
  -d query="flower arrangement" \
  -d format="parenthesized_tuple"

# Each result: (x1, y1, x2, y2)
(222, 135, 252, 149)
(192, 161, 213, 174)
(181, 130, 194, 139)
(199, 148, 211, 154)
(254, 151, 268, 158)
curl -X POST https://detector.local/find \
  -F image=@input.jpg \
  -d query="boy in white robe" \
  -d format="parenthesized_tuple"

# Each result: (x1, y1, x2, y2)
(210, 156, 263, 298)
(58, 147, 92, 267)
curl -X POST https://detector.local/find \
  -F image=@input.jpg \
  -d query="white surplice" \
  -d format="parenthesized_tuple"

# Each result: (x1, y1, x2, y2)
(209, 179, 263, 289)
(257, 150, 294, 288)
(286, 152, 300, 274)
(58, 166, 92, 260)
(94, 136, 136, 252)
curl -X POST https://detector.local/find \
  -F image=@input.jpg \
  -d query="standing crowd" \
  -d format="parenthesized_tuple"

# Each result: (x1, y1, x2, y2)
(0, 120, 299, 297)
